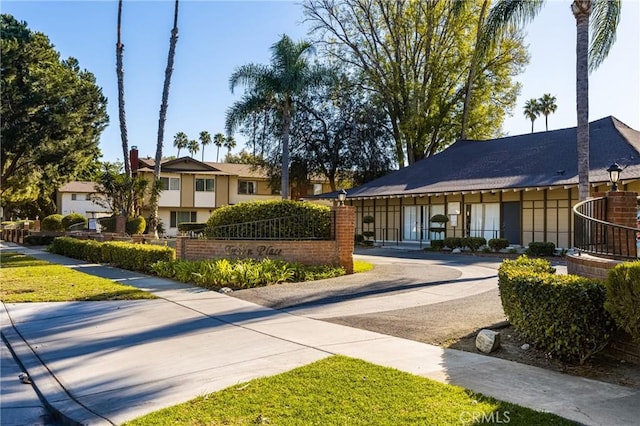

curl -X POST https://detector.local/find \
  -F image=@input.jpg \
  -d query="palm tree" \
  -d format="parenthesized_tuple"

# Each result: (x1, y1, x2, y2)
(223, 135, 236, 160)
(116, 0, 130, 177)
(187, 139, 199, 158)
(538, 93, 558, 131)
(151, 0, 180, 237)
(213, 133, 225, 162)
(199, 130, 212, 162)
(485, 0, 621, 201)
(523, 98, 541, 133)
(173, 131, 188, 157)
(226, 34, 329, 199)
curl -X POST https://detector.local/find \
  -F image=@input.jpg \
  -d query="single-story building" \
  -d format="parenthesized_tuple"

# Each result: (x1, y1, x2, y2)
(325, 116, 640, 248)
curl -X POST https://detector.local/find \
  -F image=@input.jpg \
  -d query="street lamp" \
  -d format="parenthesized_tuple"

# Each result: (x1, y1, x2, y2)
(607, 162, 622, 191)
(337, 189, 347, 206)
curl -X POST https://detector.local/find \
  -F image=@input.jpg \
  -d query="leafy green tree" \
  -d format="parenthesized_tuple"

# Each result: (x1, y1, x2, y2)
(187, 139, 199, 158)
(93, 162, 150, 216)
(226, 34, 330, 199)
(173, 131, 188, 157)
(116, 0, 131, 177)
(538, 93, 558, 131)
(150, 0, 180, 237)
(213, 133, 225, 162)
(1, 14, 108, 219)
(523, 98, 541, 133)
(304, 0, 528, 166)
(199, 130, 212, 162)
(484, 0, 621, 200)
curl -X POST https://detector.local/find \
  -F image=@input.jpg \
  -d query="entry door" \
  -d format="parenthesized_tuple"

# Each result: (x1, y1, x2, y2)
(403, 206, 422, 241)
(502, 202, 521, 245)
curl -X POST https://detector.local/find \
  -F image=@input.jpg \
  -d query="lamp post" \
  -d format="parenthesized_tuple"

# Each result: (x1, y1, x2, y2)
(337, 189, 347, 206)
(607, 162, 622, 191)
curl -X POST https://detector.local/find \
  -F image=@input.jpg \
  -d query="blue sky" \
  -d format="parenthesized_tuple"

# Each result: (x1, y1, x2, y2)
(3, 0, 639, 164)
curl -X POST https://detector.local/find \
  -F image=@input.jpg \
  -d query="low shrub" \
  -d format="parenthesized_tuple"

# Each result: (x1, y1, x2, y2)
(49, 237, 175, 272)
(605, 261, 640, 343)
(101, 241, 175, 272)
(205, 200, 331, 239)
(498, 256, 613, 364)
(354, 234, 365, 244)
(525, 241, 556, 257)
(177, 222, 207, 233)
(362, 215, 375, 224)
(41, 214, 64, 231)
(62, 213, 87, 230)
(362, 231, 375, 239)
(98, 216, 116, 232)
(430, 239, 444, 250)
(462, 236, 486, 252)
(126, 216, 146, 235)
(150, 258, 345, 289)
(444, 237, 462, 249)
(23, 235, 57, 246)
(488, 238, 509, 252)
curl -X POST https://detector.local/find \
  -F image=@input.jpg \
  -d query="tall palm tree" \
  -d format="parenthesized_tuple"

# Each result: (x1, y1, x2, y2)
(173, 131, 188, 157)
(151, 0, 180, 237)
(116, 0, 130, 177)
(538, 93, 558, 131)
(226, 34, 329, 199)
(187, 139, 199, 158)
(223, 135, 236, 160)
(213, 133, 225, 162)
(199, 130, 212, 162)
(523, 98, 541, 133)
(485, 0, 621, 201)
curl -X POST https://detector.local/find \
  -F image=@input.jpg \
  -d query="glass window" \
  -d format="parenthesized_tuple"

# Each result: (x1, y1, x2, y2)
(313, 184, 323, 195)
(160, 177, 180, 191)
(170, 211, 197, 228)
(195, 178, 215, 192)
(238, 180, 256, 195)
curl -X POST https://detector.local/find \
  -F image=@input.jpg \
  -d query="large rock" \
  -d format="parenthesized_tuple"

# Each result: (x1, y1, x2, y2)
(475, 329, 501, 353)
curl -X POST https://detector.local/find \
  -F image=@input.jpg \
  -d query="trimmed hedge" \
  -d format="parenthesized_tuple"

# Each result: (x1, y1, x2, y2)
(205, 200, 331, 239)
(605, 262, 640, 343)
(126, 216, 146, 235)
(49, 237, 175, 272)
(462, 236, 486, 252)
(525, 241, 556, 257)
(62, 213, 87, 230)
(429, 239, 444, 250)
(42, 214, 65, 231)
(488, 238, 509, 252)
(177, 222, 207, 232)
(498, 256, 613, 364)
(444, 237, 462, 249)
(23, 235, 57, 246)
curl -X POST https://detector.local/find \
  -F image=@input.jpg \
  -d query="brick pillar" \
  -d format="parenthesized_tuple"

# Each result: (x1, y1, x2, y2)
(605, 191, 638, 258)
(333, 205, 355, 274)
(176, 235, 187, 259)
(33, 218, 40, 232)
(115, 215, 127, 234)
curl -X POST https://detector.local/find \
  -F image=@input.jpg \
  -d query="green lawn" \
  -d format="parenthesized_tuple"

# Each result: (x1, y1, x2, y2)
(0, 252, 155, 302)
(125, 356, 575, 426)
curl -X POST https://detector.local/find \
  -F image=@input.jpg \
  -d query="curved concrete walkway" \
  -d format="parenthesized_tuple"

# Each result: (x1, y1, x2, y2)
(1, 243, 637, 426)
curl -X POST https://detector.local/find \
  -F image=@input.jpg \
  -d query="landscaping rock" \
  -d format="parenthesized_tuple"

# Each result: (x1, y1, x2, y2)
(219, 287, 233, 294)
(475, 329, 501, 353)
(521, 343, 530, 351)
(452, 248, 462, 254)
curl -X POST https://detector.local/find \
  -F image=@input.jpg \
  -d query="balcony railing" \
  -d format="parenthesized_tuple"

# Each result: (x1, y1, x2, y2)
(573, 197, 638, 260)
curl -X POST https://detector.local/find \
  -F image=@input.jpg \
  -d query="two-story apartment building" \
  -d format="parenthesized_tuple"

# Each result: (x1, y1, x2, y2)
(56, 182, 111, 218)
(131, 148, 333, 236)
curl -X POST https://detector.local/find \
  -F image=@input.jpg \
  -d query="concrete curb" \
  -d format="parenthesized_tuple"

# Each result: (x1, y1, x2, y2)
(1, 304, 112, 426)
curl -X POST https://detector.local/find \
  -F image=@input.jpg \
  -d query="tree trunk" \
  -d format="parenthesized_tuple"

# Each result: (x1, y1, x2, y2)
(460, 0, 489, 140)
(116, 0, 131, 178)
(573, 1, 591, 201)
(151, 0, 180, 236)
(281, 98, 291, 199)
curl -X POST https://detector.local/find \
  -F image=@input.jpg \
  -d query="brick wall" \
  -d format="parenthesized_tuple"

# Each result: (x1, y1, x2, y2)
(566, 252, 622, 280)
(176, 206, 356, 273)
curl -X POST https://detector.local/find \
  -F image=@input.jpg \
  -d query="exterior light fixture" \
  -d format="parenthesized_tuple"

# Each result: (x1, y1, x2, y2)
(337, 189, 347, 206)
(607, 162, 622, 191)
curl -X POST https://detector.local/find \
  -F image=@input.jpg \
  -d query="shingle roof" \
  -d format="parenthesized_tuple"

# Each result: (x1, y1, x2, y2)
(58, 181, 99, 193)
(341, 116, 640, 199)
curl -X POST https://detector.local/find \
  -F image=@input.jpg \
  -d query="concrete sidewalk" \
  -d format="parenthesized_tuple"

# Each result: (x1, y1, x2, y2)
(1, 244, 638, 425)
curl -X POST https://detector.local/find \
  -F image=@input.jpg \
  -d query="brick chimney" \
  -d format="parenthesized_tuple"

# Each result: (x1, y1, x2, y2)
(130, 146, 139, 173)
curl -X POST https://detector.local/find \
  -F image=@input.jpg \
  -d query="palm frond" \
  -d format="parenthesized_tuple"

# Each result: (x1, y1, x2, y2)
(229, 63, 271, 93)
(225, 93, 271, 134)
(589, 0, 621, 72)
(483, 0, 544, 51)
